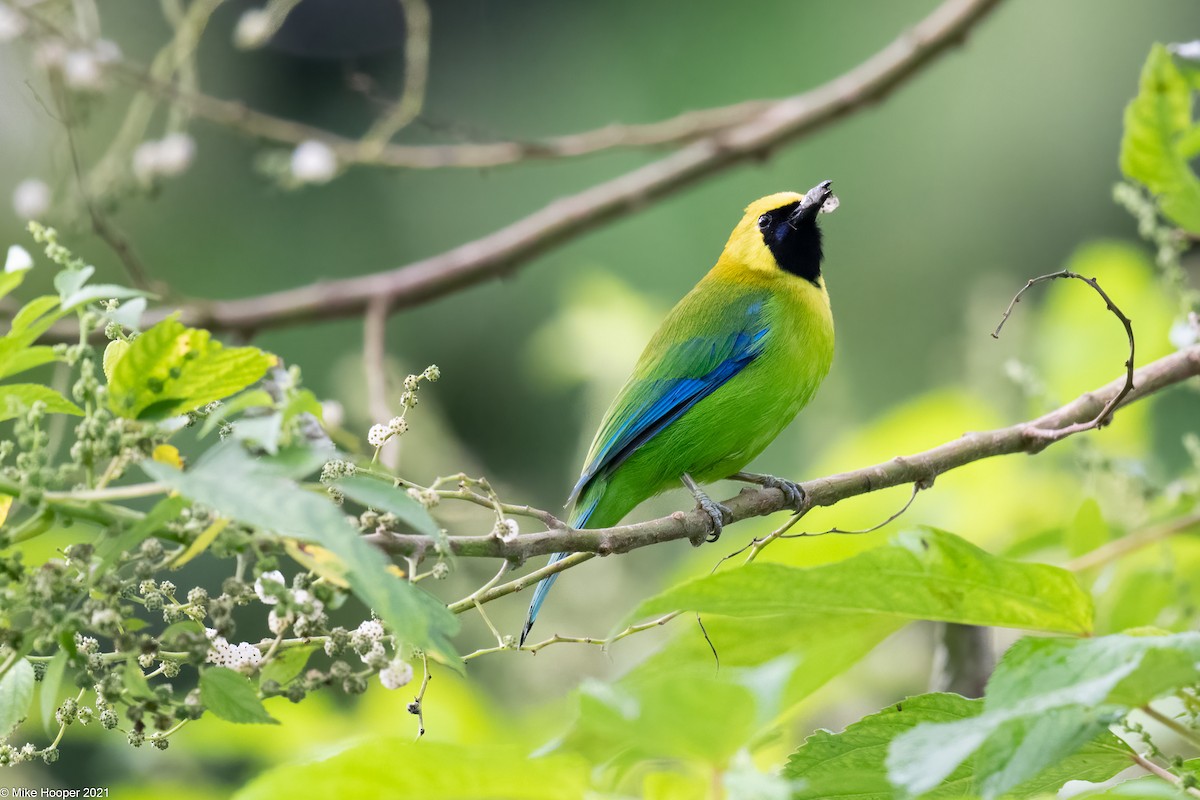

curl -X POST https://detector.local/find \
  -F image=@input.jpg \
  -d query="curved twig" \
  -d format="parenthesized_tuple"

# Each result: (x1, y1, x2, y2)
(993, 270, 1136, 446)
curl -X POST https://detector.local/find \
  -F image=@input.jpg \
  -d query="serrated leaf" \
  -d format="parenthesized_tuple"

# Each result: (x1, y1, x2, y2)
(336, 474, 442, 538)
(786, 693, 1131, 799)
(142, 443, 460, 667)
(0, 659, 35, 737)
(888, 633, 1200, 799)
(0, 384, 82, 422)
(233, 740, 587, 800)
(1120, 44, 1200, 232)
(259, 646, 316, 687)
(39, 651, 65, 735)
(170, 518, 229, 569)
(102, 339, 130, 382)
(199, 667, 278, 725)
(634, 528, 1093, 635)
(107, 316, 273, 420)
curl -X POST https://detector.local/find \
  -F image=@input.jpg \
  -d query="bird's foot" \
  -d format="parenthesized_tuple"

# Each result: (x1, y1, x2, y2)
(682, 473, 731, 543)
(732, 471, 807, 513)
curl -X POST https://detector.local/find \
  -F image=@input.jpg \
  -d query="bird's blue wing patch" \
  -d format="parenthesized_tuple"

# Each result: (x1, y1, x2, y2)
(569, 298, 769, 507)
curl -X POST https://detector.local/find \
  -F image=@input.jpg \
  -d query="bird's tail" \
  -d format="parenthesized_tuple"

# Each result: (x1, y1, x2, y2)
(519, 552, 568, 646)
(520, 499, 597, 646)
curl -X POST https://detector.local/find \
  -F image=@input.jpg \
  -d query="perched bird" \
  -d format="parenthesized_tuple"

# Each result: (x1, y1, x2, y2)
(520, 181, 839, 645)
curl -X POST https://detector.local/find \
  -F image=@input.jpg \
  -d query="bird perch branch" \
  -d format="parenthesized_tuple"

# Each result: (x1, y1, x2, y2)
(371, 345, 1200, 566)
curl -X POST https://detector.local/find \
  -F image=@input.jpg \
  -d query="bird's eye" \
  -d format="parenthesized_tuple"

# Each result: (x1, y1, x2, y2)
(757, 214, 770, 229)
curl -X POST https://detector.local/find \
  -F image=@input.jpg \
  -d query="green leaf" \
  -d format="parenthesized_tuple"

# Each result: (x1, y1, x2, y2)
(785, 693, 1131, 799)
(281, 388, 323, 428)
(54, 266, 93, 301)
(336, 474, 442, 538)
(0, 270, 27, 303)
(102, 339, 129, 383)
(1120, 44, 1200, 233)
(143, 443, 460, 667)
(887, 633, 1200, 799)
(123, 659, 156, 702)
(39, 651, 65, 735)
(0, 346, 61, 381)
(7, 296, 61, 337)
(199, 667, 277, 725)
(234, 740, 588, 800)
(0, 384, 82, 423)
(259, 646, 316, 687)
(565, 670, 758, 766)
(107, 316, 273, 420)
(634, 528, 1093, 635)
(60, 284, 150, 312)
(0, 659, 35, 737)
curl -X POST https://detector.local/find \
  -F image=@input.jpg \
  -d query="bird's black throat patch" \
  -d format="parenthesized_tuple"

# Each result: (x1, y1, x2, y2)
(759, 201, 823, 286)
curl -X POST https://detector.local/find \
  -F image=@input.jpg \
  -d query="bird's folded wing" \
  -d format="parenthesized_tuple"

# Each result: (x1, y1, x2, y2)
(568, 292, 770, 507)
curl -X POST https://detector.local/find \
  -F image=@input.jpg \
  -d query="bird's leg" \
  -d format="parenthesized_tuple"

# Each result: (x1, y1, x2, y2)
(682, 473, 731, 543)
(731, 471, 807, 513)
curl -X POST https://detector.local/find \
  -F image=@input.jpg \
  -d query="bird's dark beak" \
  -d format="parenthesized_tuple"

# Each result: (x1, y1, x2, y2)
(791, 179, 833, 225)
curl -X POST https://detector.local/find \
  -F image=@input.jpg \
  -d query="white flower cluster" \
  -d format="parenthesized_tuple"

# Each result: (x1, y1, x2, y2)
(406, 486, 439, 509)
(254, 570, 326, 636)
(204, 629, 263, 673)
(379, 659, 413, 690)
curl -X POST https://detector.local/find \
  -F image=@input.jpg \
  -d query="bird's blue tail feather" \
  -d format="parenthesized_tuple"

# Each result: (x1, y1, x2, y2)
(519, 498, 597, 646)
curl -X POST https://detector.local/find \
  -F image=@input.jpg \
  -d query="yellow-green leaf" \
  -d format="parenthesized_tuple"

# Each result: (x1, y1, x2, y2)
(170, 518, 229, 569)
(102, 339, 130, 382)
(107, 316, 273, 420)
(0, 384, 83, 422)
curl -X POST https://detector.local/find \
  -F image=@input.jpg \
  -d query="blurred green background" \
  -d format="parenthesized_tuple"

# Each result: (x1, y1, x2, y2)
(2, 0, 1198, 795)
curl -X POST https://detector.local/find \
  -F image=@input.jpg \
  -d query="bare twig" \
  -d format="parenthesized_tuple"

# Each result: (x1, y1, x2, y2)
(357, 0, 431, 161)
(27, 0, 1003, 338)
(407, 651, 430, 738)
(363, 297, 398, 468)
(1130, 750, 1200, 798)
(1066, 511, 1200, 572)
(371, 346, 1200, 565)
(993, 270, 1136, 446)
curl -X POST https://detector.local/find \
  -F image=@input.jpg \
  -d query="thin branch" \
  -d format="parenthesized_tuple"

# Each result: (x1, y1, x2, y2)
(371, 346, 1200, 564)
(356, 0, 431, 161)
(993, 270, 1136, 444)
(1142, 704, 1200, 750)
(1130, 750, 1200, 798)
(363, 297, 398, 469)
(28, 0, 1002, 337)
(1067, 511, 1200, 572)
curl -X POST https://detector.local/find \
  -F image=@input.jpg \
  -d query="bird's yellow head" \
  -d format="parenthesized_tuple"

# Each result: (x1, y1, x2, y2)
(716, 181, 836, 288)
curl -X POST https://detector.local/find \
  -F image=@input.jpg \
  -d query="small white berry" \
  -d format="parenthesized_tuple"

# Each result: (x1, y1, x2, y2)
(234, 9, 273, 49)
(254, 570, 286, 605)
(387, 416, 409, 436)
(379, 659, 414, 690)
(290, 140, 337, 184)
(12, 180, 49, 220)
(367, 424, 390, 448)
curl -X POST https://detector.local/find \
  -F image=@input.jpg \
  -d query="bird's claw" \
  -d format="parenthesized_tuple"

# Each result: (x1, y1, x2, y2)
(734, 472, 807, 513)
(698, 495, 732, 542)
